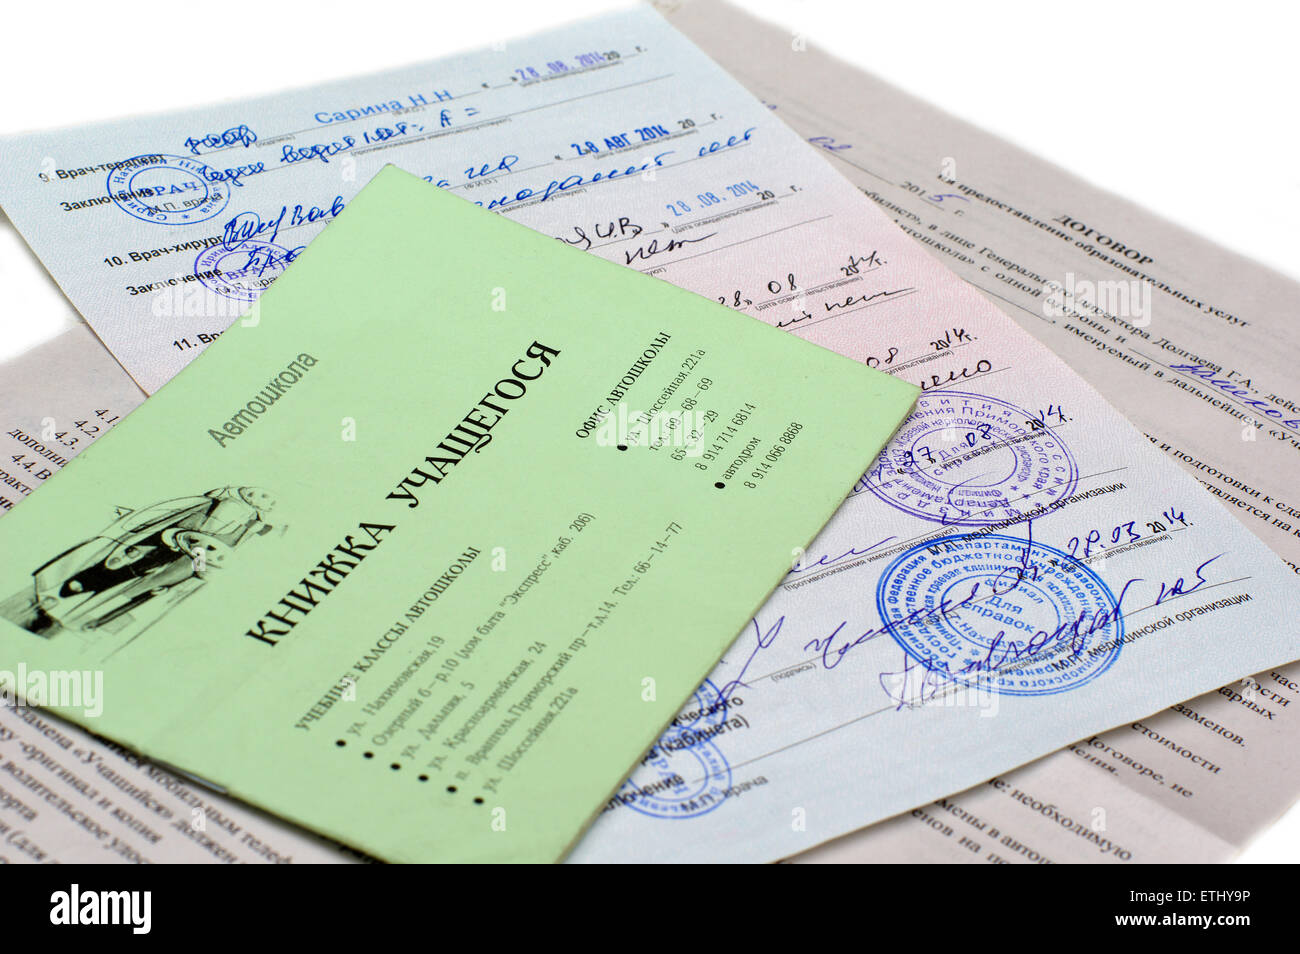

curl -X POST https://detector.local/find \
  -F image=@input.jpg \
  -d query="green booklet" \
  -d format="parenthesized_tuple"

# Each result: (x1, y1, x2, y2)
(0, 166, 917, 862)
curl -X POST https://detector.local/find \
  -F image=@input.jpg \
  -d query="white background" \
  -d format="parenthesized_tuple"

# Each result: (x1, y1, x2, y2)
(0, 0, 1296, 862)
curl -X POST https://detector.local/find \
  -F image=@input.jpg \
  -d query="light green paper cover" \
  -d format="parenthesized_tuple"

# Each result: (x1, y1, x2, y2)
(0, 166, 917, 862)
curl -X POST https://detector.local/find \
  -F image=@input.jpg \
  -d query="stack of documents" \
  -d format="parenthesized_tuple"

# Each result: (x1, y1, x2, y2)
(0, 1, 1296, 863)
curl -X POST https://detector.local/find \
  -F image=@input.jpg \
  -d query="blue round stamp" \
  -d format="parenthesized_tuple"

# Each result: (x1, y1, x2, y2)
(106, 154, 230, 224)
(619, 724, 733, 820)
(672, 677, 729, 730)
(859, 391, 1078, 526)
(876, 533, 1123, 696)
(194, 240, 301, 303)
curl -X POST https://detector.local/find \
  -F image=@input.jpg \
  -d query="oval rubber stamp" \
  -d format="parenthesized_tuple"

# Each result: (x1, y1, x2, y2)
(858, 390, 1078, 526)
(619, 723, 733, 820)
(194, 240, 301, 303)
(673, 677, 729, 730)
(106, 154, 230, 224)
(876, 533, 1123, 696)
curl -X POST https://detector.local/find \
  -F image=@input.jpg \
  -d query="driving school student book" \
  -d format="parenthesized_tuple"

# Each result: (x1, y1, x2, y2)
(0, 166, 918, 862)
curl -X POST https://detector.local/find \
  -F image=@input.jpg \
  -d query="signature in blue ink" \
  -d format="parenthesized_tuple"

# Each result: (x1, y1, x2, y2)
(1166, 364, 1299, 434)
(716, 615, 785, 705)
(875, 550, 1230, 709)
(808, 135, 852, 152)
(876, 582, 1141, 710)
(806, 521, 1044, 674)
(224, 243, 305, 279)
(940, 474, 985, 526)
(721, 528, 1041, 700)
(203, 161, 265, 188)
(185, 125, 258, 155)
(427, 154, 522, 190)
(1154, 554, 1223, 605)
(220, 196, 346, 250)
(475, 152, 674, 211)
(466, 154, 519, 180)
(281, 121, 425, 165)
(697, 127, 756, 157)
(877, 648, 958, 709)
(788, 535, 898, 575)
(555, 216, 643, 252)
